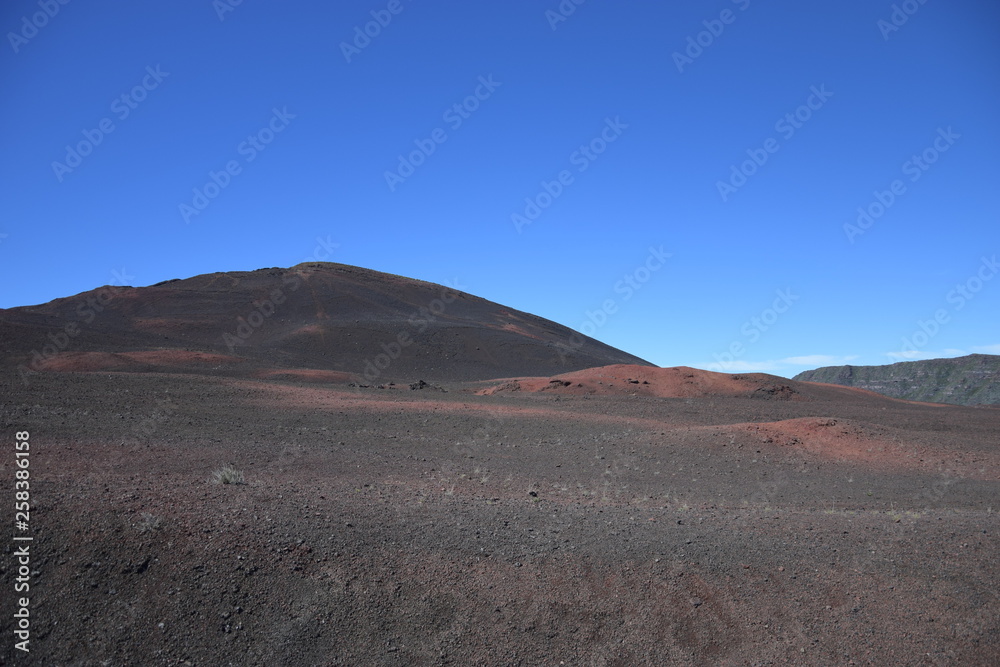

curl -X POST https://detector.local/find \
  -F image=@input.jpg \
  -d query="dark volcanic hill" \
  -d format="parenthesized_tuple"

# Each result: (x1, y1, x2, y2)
(0, 262, 652, 383)
(793, 354, 1000, 406)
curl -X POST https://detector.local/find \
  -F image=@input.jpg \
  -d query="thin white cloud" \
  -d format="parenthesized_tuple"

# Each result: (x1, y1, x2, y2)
(701, 360, 782, 373)
(700, 354, 860, 374)
(886, 350, 938, 361)
(780, 354, 859, 366)
(886, 347, 995, 361)
(705, 346, 991, 374)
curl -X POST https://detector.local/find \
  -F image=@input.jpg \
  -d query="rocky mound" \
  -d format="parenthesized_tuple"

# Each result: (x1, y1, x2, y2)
(477, 364, 898, 403)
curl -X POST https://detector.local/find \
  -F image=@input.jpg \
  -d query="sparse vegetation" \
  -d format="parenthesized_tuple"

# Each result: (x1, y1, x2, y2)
(212, 464, 245, 485)
(136, 512, 161, 533)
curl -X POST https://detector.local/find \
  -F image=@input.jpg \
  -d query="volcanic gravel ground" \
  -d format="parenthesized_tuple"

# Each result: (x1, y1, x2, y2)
(1, 371, 998, 665)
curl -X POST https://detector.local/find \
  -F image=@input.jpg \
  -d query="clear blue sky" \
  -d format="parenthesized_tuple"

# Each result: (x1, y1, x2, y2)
(2, 0, 998, 376)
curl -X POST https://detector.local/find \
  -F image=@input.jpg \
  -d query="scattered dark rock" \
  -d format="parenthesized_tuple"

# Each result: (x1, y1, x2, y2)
(409, 380, 446, 392)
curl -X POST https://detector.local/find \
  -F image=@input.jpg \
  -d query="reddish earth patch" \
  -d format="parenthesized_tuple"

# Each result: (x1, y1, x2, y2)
(254, 368, 356, 384)
(721, 417, 1000, 479)
(289, 323, 326, 336)
(131, 317, 209, 333)
(495, 322, 544, 340)
(240, 379, 707, 435)
(32, 349, 245, 372)
(479, 364, 803, 400)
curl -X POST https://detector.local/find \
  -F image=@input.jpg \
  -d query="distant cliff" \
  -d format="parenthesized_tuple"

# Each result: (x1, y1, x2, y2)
(793, 354, 1000, 406)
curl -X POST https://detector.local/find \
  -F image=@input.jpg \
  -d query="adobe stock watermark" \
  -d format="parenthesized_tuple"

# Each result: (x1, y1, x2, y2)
(843, 126, 959, 244)
(452, 407, 509, 459)
(361, 279, 468, 382)
(131, 397, 180, 444)
(12, 430, 32, 653)
(7, 0, 71, 54)
(511, 116, 628, 233)
(877, 0, 930, 41)
(222, 274, 302, 353)
(340, 0, 412, 63)
(384, 75, 502, 192)
(716, 84, 833, 202)
(213, 0, 244, 21)
(16, 267, 136, 385)
(744, 468, 791, 507)
(179, 107, 295, 224)
(545, 0, 588, 31)
(555, 246, 671, 363)
(707, 288, 799, 371)
(51, 65, 170, 182)
(892, 255, 997, 359)
(222, 235, 339, 352)
(672, 0, 752, 73)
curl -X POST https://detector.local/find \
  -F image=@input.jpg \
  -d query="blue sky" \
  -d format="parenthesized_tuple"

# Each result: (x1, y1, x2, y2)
(2, 0, 998, 376)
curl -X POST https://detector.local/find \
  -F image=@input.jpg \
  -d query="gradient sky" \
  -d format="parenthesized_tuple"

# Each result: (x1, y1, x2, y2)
(2, 0, 998, 376)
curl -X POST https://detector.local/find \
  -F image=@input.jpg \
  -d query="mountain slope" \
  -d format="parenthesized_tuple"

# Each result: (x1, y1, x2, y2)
(793, 354, 1000, 406)
(0, 262, 653, 383)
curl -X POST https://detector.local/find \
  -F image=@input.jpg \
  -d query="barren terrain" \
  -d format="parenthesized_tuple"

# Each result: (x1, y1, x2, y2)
(1, 366, 998, 665)
(1, 264, 998, 665)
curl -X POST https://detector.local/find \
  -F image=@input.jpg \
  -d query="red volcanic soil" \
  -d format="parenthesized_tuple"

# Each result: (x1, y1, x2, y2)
(476, 364, 897, 403)
(24, 350, 357, 384)
(477, 364, 799, 398)
(2, 367, 998, 665)
(28, 349, 246, 373)
(254, 368, 356, 384)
